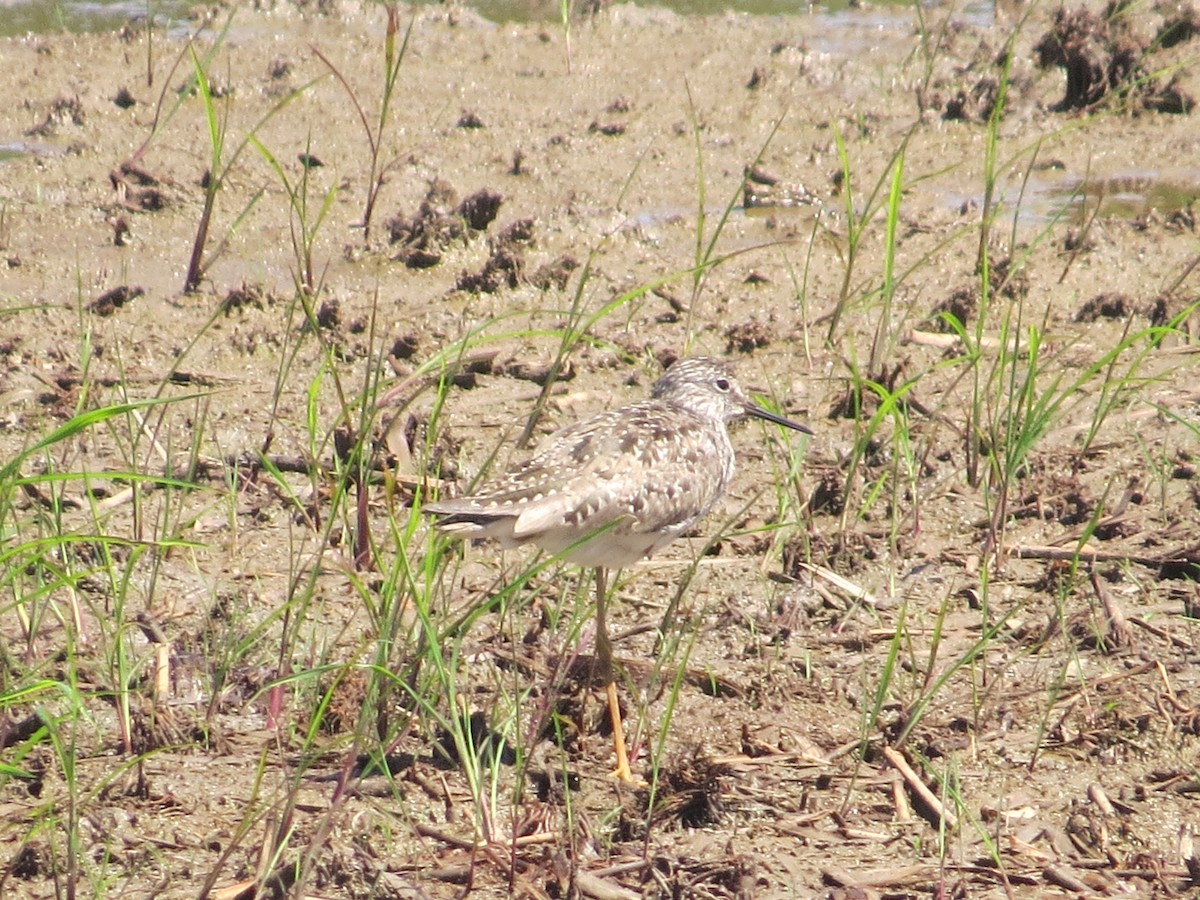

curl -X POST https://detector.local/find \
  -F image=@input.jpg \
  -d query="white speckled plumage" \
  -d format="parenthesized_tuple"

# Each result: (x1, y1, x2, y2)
(423, 355, 810, 782)
(425, 356, 810, 568)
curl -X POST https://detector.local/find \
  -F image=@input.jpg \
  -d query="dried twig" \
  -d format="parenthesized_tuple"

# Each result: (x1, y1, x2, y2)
(881, 746, 958, 832)
(1089, 568, 1132, 650)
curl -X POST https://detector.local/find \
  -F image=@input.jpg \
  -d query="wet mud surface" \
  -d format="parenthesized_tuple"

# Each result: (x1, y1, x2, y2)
(2, 0, 1200, 896)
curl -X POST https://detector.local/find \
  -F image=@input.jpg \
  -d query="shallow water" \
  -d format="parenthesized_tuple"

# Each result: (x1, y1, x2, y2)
(0, 0, 193, 37)
(1, 0, 996, 37)
(1023, 168, 1200, 224)
(956, 167, 1200, 231)
(464, 0, 994, 23)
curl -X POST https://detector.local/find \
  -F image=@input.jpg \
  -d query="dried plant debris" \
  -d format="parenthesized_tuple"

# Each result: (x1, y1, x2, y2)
(651, 752, 732, 828)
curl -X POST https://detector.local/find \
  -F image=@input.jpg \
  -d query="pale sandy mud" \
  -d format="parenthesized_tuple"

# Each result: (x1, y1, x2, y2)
(1, 1, 1199, 897)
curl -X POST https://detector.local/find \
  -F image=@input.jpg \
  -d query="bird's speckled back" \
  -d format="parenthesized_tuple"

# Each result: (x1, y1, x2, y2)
(425, 355, 807, 569)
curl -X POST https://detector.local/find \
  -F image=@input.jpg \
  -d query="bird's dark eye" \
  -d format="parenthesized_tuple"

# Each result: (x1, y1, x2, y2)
(715, 378, 731, 392)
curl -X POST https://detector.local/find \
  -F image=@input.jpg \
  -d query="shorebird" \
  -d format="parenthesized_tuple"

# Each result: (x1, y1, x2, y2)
(423, 356, 811, 781)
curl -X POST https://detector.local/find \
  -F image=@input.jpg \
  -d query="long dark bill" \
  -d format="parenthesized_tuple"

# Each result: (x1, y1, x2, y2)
(746, 402, 813, 435)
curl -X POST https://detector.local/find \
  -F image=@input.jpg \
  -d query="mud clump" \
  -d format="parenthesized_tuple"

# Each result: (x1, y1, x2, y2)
(456, 217, 549, 294)
(927, 256, 1027, 330)
(134, 188, 167, 211)
(928, 2, 1198, 120)
(220, 283, 267, 315)
(387, 181, 503, 269)
(529, 254, 579, 291)
(455, 247, 523, 293)
(1075, 291, 1133, 321)
(929, 286, 976, 329)
(1158, 3, 1200, 48)
(942, 77, 999, 123)
(25, 94, 84, 137)
(456, 110, 485, 129)
(725, 318, 774, 353)
(89, 285, 143, 316)
(1033, 4, 1197, 113)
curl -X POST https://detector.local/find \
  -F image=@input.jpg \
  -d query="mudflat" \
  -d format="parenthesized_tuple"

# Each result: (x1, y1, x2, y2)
(1, 1, 1199, 896)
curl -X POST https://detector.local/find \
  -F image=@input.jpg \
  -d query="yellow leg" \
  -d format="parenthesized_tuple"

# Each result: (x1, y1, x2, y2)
(606, 680, 634, 782)
(595, 568, 636, 782)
